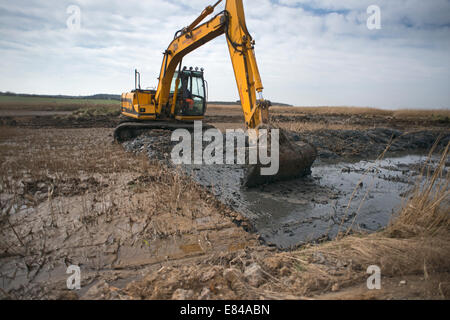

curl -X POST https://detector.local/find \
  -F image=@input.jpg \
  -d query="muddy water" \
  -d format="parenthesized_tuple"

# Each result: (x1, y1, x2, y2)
(184, 155, 446, 249)
(124, 132, 446, 249)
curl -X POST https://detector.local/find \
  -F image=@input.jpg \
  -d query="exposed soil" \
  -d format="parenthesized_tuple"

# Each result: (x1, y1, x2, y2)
(2, 104, 449, 131)
(300, 128, 449, 161)
(0, 106, 449, 300)
(0, 111, 119, 128)
(122, 127, 449, 249)
(0, 127, 259, 299)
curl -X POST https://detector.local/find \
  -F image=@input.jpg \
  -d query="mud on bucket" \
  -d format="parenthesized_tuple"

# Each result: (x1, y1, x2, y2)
(242, 127, 317, 188)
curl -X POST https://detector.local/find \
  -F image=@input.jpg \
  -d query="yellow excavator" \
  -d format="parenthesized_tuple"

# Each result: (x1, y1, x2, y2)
(114, 0, 316, 186)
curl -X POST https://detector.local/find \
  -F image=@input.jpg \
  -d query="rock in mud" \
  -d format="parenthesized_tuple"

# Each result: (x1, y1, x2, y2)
(223, 268, 243, 285)
(172, 289, 195, 300)
(55, 290, 79, 300)
(331, 283, 340, 292)
(199, 287, 212, 300)
(244, 263, 264, 287)
(280, 266, 291, 277)
(82, 280, 111, 300)
(201, 268, 219, 282)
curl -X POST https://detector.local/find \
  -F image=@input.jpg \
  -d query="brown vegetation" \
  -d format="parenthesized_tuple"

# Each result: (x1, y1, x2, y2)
(0, 104, 448, 300)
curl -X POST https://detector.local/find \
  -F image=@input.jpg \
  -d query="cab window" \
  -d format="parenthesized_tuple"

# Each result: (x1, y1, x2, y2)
(191, 76, 205, 98)
(170, 72, 181, 93)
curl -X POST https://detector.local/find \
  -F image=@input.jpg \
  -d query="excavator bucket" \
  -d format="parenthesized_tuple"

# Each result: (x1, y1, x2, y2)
(242, 127, 317, 188)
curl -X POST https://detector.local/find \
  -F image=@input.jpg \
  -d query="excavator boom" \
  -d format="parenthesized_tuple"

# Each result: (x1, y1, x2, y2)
(154, 0, 268, 128)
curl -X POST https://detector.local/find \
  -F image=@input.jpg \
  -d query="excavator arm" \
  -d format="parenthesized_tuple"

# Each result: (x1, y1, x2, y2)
(155, 0, 269, 129)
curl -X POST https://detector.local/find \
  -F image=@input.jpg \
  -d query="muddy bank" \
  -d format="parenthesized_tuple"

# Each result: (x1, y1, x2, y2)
(297, 128, 449, 161)
(0, 128, 259, 299)
(272, 113, 450, 129)
(0, 114, 119, 128)
(124, 127, 449, 163)
(1, 124, 448, 300)
(205, 107, 450, 129)
(204, 155, 445, 248)
(123, 128, 449, 249)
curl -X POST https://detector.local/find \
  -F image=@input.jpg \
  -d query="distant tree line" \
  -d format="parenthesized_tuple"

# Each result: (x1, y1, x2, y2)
(209, 100, 293, 107)
(0, 91, 121, 101)
(0, 92, 292, 106)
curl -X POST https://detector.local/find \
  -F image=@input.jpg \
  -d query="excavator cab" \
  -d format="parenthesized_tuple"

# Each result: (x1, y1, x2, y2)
(170, 67, 207, 118)
(119, 67, 207, 122)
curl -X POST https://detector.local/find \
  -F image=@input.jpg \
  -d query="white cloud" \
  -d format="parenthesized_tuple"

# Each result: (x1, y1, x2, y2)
(0, 0, 449, 109)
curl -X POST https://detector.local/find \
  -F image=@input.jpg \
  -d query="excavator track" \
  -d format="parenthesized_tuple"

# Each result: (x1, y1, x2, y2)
(114, 121, 214, 143)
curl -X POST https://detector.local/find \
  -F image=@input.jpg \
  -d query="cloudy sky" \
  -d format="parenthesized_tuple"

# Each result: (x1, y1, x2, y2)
(0, 0, 449, 109)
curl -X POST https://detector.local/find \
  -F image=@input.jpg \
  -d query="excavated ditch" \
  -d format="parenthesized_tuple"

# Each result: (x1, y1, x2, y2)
(123, 128, 449, 249)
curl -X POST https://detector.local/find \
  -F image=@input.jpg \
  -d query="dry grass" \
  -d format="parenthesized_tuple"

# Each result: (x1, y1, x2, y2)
(0, 127, 151, 206)
(0, 95, 119, 112)
(276, 121, 369, 132)
(387, 142, 449, 237)
(0, 96, 121, 119)
(279, 235, 450, 296)
(208, 105, 449, 133)
(0, 126, 223, 206)
(0, 126, 233, 229)
(276, 144, 450, 296)
(0, 102, 117, 112)
(273, 106, 393, 116)
(393, 109, 450, 119)
(72, 106, 120, 117)
(0, 127, 138, 177)
(1, 122, 448, 299)
(0, 126, 259, 300)
(272, 106, 450, 118)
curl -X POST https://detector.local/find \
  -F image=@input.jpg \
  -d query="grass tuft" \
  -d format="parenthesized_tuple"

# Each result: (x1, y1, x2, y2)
(387, 142, 449, 237)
